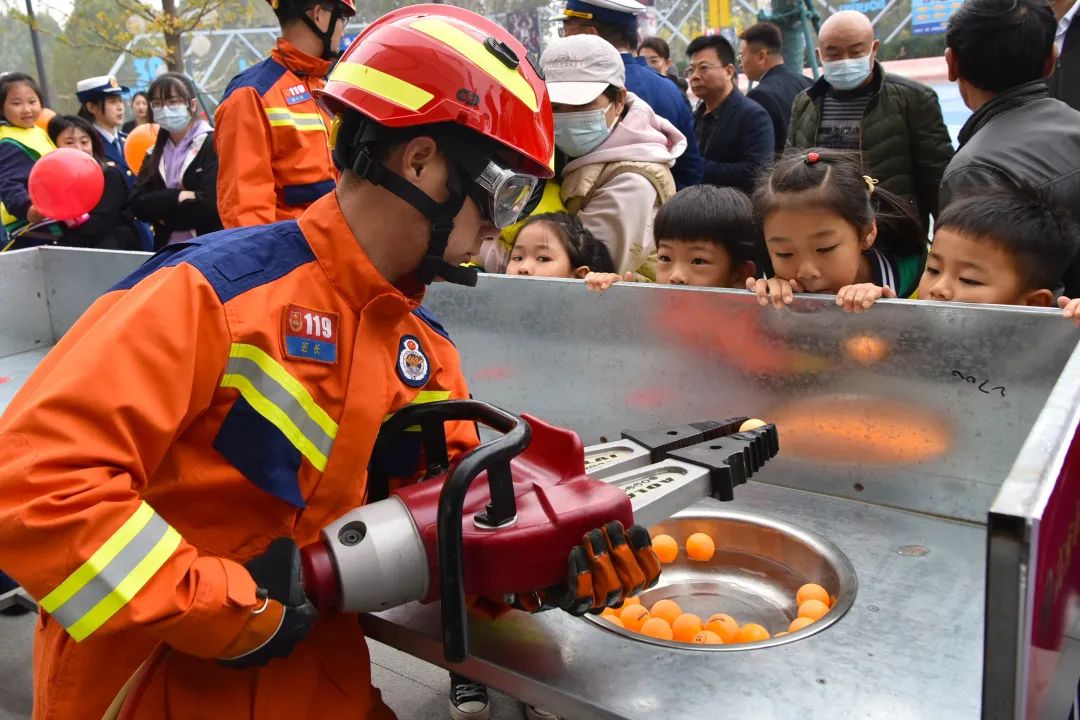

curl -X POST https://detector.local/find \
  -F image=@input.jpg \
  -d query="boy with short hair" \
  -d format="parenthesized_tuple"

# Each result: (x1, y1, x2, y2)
(837, 190, 1080, 312)
(586, 184, 759, 290)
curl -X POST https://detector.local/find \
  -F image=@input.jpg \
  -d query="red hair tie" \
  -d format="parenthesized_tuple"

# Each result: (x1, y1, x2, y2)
(805, 152, 821, 165)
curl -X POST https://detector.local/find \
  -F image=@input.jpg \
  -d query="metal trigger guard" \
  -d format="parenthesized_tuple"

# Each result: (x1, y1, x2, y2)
(367, 399, 533, 662)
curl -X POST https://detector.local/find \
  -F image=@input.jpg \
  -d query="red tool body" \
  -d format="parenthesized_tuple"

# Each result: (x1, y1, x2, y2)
(301, 399, 778, 662)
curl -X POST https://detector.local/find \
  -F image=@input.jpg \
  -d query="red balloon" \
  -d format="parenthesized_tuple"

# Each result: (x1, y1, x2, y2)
(28, 148, 105, 221)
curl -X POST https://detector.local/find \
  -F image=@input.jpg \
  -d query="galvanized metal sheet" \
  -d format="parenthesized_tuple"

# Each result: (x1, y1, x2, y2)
(425, 276, 1080, 522)
(365, 484, 986, 720)
(39, 247, 148, 339)
(0, 249, 51, 358)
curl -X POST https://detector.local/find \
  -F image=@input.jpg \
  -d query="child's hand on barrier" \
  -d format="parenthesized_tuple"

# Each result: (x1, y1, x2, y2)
(836, 283, 895, 313)
(1058, 296, 1080, 328)
(746, 276, 803, 308)
(585, 271, 632, 292)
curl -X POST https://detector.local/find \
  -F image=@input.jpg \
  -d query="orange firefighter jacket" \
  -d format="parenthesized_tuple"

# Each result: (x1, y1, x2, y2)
(214, 39, 338, 229)
(0, 191, 477, 719)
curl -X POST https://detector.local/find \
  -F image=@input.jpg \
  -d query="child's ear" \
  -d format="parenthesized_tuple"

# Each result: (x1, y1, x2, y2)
(1020, 288, 1055, 307)
(573, 265, 591, 279)
(729, 260, 756, 287)
(860, 219, 878, 251)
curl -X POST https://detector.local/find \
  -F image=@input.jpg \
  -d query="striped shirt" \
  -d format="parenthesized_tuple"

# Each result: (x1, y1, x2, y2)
(817, 89, 873, 150)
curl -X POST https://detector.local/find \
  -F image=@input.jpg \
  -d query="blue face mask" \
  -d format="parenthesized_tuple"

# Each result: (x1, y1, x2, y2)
(822, 55, 872, 91)
(553, 107, 613, 158)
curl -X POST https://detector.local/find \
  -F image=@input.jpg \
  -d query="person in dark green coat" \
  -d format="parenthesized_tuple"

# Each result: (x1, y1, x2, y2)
(786, 10, 954, 234)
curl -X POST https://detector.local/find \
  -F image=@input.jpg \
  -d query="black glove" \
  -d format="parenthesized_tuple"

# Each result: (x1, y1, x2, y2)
(220, 538, 318, 668)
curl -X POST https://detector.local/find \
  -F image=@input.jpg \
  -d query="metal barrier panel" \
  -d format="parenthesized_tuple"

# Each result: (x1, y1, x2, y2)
(39, 247, 149, 338)
(0, 248, 51, 358)
(424, 275, 1080, 522)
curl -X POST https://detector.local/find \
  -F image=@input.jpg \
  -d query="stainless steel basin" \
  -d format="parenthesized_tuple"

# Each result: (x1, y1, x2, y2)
(587, 505, 857, 650)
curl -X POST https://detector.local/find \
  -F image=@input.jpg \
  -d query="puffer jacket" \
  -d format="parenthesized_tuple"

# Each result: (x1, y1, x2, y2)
(787, 61, 954, 231)
(940, 80, 1080, 296)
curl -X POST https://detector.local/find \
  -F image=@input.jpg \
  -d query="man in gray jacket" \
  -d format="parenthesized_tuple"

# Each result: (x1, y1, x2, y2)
(939, 0, 1080, 295)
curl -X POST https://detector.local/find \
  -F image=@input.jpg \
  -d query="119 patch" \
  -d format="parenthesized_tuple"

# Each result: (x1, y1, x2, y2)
(396, 335, 429, 387)
(283, 305, 338, 364)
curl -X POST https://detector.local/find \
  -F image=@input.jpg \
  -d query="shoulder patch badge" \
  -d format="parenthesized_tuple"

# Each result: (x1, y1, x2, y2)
(284, 83, 312, 106)
(396, 335, 430, 387)
(283, 305, 338, 364)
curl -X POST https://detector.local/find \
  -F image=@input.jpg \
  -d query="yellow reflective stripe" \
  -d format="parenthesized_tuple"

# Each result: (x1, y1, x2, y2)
(263, 107, 326, 131)
(229, 344, 338, 439)
(409, 17, 538, 112)
(40, 502, 155, 613)
(221, 373, 330, 471)
(66, 527, 182, 642)
(382, 389, 452, 427)
(328, 63, 434, 112)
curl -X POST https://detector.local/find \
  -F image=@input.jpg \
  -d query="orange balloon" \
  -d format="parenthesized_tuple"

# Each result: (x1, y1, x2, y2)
(124, 122, 160, 174)
(35, 106, 56, 130)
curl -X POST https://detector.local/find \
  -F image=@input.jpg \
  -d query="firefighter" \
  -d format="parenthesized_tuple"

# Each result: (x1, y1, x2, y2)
(213, 0, 355, 228)
(0, 6, 660, 720)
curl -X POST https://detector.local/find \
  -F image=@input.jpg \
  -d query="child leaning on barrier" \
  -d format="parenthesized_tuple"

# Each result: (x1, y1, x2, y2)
(747, 149, 927, 308)
(506, 211, 616, 279)
(835, 189, 1080, 320)
(585, 185, 760, 291)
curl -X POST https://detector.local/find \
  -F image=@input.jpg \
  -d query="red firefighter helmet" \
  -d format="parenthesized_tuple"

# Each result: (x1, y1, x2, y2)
(266, 0, 356, 17)
(316, 4, 555, 180)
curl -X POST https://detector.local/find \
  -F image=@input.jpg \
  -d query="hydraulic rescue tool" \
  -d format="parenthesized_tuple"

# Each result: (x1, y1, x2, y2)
(300, 399, 779, 661)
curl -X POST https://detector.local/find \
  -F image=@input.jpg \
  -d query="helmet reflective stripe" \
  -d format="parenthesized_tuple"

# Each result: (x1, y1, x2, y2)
(409, 18, 538, 112)
(328, 63, 435, 113)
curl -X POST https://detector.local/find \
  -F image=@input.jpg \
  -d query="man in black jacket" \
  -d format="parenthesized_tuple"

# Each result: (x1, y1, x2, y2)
(738, 22, 812, 154)
(687, 34, 774, 195)
(939, 0, 1080, 295)
(1048, 0, 1080, 110)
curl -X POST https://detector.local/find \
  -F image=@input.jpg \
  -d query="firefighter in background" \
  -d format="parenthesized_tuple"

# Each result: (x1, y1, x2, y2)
(214, 0, 355, 228)
(0, 6, 660, 720)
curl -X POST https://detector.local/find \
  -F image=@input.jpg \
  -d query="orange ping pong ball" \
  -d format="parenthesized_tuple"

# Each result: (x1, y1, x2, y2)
(692, 630, 724, 644)
(739, 418, 767, 432)
(735, 623, 770, 643)
(705, 614, 739, 644)
(652, 534, 679, 564)
(640, 617, 674, 640)
(798, 599, 830, 621)
(620, 604, 651, 631)
(788, 616, 814, 633)
(672, 613, 704, 642)
(650, 599, 682, 625)
(685, 533, 716, 561)
(796, 583, 830, 607)
(606, 615, 625, 628)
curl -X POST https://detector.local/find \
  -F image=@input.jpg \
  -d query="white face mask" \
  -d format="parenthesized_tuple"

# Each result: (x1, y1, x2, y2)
(155, 104, 191, 134)
(822, 55, 873, 91)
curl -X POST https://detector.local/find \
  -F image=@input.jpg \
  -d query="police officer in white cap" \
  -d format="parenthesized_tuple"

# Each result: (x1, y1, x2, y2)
(559, 0, 703, 188)
(76, 75, 134, 183)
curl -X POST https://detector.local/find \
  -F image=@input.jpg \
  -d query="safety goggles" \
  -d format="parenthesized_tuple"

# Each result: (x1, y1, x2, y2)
(468, 159, 540, 229)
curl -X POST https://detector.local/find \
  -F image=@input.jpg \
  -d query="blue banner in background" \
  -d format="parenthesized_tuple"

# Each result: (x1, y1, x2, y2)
(130, 57, 166, 91)
(839, 0, 886, 13)
(911, 0, 963, 34)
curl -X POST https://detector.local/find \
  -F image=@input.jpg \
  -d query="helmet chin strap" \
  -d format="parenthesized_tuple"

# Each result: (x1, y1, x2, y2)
(349, 147, 479, 287)
(300, 4, 344, 60)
